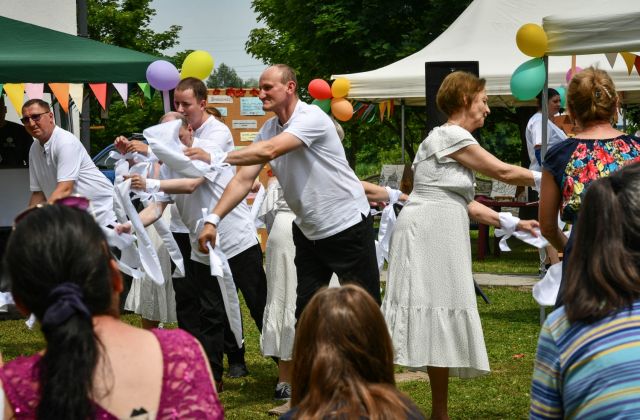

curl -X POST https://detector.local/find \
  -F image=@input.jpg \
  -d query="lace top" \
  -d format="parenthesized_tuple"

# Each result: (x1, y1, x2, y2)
(0, 328, 223, 419)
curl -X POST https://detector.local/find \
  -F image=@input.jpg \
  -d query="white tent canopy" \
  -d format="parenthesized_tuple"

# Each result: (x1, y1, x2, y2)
(332, 0, 640, 106)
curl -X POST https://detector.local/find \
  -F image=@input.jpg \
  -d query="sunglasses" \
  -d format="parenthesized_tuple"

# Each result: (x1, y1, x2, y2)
(20, 111, 50, 124)
(13, 195, 92, 227)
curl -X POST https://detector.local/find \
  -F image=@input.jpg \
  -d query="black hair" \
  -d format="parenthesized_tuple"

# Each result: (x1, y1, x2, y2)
(536, 88, 560, 109)
(3, 205, 114, 419)
(564, 162, 640, 323)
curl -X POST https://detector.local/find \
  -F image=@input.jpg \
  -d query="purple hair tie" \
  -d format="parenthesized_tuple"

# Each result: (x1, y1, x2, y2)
(41, 283, 91, 328)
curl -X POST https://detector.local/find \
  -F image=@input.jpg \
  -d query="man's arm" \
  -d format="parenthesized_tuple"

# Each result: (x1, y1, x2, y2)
(47, 180, 75, 204)
(223, 133, 304, 166)
(128, 174, 206, 195)
(117, 201, 168, 233)
(28, 191, 47, 207)
(198, 163, 264, 252)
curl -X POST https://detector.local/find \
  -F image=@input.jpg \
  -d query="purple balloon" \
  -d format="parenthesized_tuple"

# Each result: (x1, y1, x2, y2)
(146, 60, 180, 91)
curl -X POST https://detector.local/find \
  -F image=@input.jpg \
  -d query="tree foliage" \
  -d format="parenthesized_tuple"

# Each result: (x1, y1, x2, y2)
(87, 0, 183, 153)
(206, 63, 245, 88)
(246, 0, 474, 175)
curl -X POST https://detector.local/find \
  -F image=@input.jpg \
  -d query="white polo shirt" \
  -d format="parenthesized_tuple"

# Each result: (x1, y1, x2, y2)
(29, 126, 116, 226)
(194, 115, 234, 152)
(159, 138, 257, 264)
(526, 112, 567, 171)
(254, 100, 369, 240)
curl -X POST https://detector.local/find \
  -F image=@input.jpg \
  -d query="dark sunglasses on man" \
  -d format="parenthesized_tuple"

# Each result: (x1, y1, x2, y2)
(19, 111, 50, 124)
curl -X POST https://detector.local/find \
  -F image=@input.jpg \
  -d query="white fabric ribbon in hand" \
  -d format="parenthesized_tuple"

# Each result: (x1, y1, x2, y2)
(532, 170, 542, 192)
(375, 203, 398, 270)
(0, 291, 14, 312)
(495, 212, 549, 251)
(385, 186, 402, 204)
(144, 120, 210, 178)
(250, 184, 266, 229)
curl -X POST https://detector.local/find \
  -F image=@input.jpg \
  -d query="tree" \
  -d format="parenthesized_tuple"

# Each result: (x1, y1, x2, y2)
(87, 0, 184, 152)
(206, 63, 244, 88)
(246, 0, 473, 174)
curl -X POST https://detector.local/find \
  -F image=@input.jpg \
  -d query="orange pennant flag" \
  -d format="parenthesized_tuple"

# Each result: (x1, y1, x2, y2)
(621, 52, 636, 75)
(89, 83, 108, 110)
(48, 83, 70, 113)
(4, 83, 25, 117)
(634, 56, 640, 77)
(379, 101, 386, 121)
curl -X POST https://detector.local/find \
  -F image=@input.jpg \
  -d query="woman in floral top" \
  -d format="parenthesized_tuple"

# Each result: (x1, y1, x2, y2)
(539, 67, 640, 306)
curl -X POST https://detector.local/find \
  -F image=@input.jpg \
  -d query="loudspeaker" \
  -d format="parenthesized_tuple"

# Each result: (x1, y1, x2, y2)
(425, 61, 479, 134)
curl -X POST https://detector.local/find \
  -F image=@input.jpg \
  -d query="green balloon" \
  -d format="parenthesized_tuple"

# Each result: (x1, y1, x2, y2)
(556, 86, 566, 108)
(312, 98, 331, 113)
(510, 58, 546, 100)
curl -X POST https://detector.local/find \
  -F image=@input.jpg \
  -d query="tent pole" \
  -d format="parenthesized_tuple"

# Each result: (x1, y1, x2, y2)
(401, 99, 405, 164)
(541, 55, 549, 161)
(77, 0, 91, 152)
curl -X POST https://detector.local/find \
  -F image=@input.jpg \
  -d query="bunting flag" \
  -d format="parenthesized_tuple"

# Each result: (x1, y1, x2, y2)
(4, 83, 25, 116)
(89, 83, 107, 110)
(605, 52, 618, 68)
(138, 82, 152, 99)
(48, 83, 70, 113)
(379, 101, 386, 121)
(621, 52, 635, 75)
(69, 84, 84, 113)
(635, 56, 640, 77)
(113, 83, 129, 105)
(0, 84, 3, 97)
(25, 83, 45, 100)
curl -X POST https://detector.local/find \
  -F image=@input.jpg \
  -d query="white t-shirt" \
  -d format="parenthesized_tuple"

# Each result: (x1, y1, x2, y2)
(526, 112, 567, 171)
(254, 100, 369, 240)
(159, 138, 257, 263)
(194, 115, 234, 153)
(29, 126, 116, 226)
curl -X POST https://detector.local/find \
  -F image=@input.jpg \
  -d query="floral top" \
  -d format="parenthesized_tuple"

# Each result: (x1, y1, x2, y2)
(543, 135, 640, 223)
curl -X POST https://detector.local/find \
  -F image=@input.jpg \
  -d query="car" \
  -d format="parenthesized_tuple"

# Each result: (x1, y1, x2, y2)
(92, 134, 145, 183)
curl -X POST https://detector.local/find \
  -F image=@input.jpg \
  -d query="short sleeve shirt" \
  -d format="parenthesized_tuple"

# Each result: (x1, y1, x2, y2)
(526, 112, 567, 171)
(254, 100, 369, 240)
(195, 116, 234, 153)
(28, 127, 116, 226)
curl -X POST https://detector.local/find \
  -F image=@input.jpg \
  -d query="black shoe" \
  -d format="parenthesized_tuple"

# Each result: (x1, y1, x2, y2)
(227, 363, 249, 378)
(274, 382, 291, 401)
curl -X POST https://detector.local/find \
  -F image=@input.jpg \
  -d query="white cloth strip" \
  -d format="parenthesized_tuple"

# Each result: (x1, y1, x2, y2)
(533, 262, 563, 306)
(250, 184, 266, 229)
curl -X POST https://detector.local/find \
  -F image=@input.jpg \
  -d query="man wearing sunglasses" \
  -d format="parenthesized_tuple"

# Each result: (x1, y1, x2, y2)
(22, 99, 116, 227)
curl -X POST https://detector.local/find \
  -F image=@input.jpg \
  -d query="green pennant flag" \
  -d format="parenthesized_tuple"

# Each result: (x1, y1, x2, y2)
(0, 84, 3, 96)
(137, 82, 151, 99)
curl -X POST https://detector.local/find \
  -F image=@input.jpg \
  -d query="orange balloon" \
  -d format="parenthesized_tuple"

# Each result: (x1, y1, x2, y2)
(331, 98, 353, 121)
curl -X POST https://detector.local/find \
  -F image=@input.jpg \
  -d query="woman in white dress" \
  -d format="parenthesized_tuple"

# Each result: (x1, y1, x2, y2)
(381, 71, 540, 419)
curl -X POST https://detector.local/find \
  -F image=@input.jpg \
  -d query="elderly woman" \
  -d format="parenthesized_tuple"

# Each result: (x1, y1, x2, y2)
(539, 67, 640, 305)
(382, 71, 539, 419)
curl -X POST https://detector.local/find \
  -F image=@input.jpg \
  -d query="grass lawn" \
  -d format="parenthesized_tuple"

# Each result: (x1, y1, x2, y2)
(0, 285, 543, 419)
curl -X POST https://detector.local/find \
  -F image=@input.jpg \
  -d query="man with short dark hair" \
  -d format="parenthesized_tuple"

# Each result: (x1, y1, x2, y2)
(22, 99, 115, 226)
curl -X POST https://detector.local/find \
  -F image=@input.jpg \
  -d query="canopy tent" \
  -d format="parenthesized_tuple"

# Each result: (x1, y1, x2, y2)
(332, 0, 640, 106)
(0, 15, 160, 83)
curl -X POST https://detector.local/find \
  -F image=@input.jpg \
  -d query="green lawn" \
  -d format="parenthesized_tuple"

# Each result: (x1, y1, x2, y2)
(0, 286, 543, 419)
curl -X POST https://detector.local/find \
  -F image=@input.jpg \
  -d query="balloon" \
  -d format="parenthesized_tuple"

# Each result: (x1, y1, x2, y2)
(308, 79, 332, 100)
(516, 23, 548, 58)
(181, 50, 214, 80)
(146, 60, 180, 91)
(510, 58, 546, 100)
(331, 77, 351, 98)
(565, 66, 583, 83)
(331, 98, 353, 121)
(312, 98, 331, 113)
(556, 86, 566, 108)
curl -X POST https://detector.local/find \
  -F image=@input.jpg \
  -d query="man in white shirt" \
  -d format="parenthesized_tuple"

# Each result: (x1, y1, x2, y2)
(198, 64, 380, 320)
(22, 99, 115, 227)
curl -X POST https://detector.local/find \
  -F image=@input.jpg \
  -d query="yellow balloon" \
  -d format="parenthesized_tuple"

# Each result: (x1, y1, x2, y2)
(516, 23, 548, 58)
(331, 98, 353, 121)
(181, 50, 215, 80)
(331, 78, 351, 98)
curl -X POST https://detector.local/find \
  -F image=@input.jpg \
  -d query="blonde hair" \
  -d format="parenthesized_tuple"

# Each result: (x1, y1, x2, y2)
(436, 71, 486, 117)
(567, 67, 618, 127)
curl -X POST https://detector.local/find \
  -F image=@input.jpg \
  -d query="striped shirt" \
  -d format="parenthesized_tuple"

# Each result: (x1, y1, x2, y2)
(530, 301, 640, 419)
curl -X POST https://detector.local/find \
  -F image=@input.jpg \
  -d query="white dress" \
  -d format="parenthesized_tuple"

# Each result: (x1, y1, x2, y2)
(125, 205, 177, 323)
(381, 124, 490, 378)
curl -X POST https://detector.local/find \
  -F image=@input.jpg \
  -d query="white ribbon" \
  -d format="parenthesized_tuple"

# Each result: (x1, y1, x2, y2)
(250, 184, 266, 229)
(495, 212, 549, 251)
(143, 120, 210, 178)
(375, 203, 398, 270)
(533, 262, 563, 306)
(0, 291, 14, 312)
(114, 179, 165, 285)
(532, 170, 542, 192)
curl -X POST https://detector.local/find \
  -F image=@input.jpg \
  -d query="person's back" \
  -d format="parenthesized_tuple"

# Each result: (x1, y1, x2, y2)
(0, 204, 222, 419)
(531, 163, 640, 418)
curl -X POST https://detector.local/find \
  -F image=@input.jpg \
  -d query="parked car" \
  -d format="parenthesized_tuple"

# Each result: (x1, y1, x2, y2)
(92, 134, 145, 183)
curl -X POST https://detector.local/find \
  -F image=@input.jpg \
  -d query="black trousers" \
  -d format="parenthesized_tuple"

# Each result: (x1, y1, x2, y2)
(292, 213, 380, 320)
(222, 244, 268, 364)
(172, 232, 224, 382)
